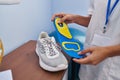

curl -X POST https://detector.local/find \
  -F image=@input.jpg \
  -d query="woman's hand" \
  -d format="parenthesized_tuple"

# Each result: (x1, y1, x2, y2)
(73, 46, 111, 65)
(51, 13, 79, 24)
(51, 12, 91, 27)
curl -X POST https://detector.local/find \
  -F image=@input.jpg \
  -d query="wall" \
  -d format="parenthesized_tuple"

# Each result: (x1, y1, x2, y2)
(0, 0, 52, 55)
(51, 0, 90, 31)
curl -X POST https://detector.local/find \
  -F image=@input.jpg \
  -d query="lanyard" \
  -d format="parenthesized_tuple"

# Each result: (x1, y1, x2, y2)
(103, 0, 119, 33)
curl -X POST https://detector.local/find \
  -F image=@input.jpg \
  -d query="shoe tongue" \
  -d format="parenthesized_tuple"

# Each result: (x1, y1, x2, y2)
(39, 37, 56, 44)
(39, 37, 50, 42)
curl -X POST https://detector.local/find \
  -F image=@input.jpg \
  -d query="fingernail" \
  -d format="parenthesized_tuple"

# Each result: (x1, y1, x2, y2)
(73, 58, 76, 61)
(78, 51, 82, 55)
(58, 20, 61, 23)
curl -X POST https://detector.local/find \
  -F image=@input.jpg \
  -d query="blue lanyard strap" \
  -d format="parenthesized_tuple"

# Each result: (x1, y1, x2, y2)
(103, 0, 119, 33)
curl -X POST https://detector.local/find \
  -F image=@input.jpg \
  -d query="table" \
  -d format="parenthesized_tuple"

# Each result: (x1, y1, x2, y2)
(0, 40, 69, 80)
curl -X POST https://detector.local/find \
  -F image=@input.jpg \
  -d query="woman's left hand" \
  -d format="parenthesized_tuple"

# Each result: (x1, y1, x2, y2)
(73, 46, 110, 65)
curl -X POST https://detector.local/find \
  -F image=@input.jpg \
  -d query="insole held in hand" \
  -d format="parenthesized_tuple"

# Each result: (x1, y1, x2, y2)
(53, 17, 85, 58)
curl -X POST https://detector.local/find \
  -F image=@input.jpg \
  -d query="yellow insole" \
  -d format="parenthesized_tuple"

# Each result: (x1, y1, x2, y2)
(55, 18, 72, 39)
(62, 42, 80, 52)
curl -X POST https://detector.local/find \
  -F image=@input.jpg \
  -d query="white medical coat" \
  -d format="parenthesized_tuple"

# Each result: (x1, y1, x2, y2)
(79, 0, 120, 80)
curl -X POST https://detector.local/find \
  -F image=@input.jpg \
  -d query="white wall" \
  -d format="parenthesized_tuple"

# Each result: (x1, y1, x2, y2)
(52, 0, 89, 15)
(0, 0, 52, 55)
(51, 0, 89, 31)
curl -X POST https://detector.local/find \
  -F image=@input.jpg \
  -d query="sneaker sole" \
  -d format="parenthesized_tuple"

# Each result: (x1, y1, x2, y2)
(36, 48, 68, 72)
(40, 58, 68, 72)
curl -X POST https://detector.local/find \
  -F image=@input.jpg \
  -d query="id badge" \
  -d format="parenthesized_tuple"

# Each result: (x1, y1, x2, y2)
(91, 34, 111, 46)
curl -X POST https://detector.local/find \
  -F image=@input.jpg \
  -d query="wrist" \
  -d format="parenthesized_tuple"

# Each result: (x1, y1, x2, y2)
(73, 15, 91, 27)
(105, 45, 120, 57)
(104, 46, 114, 57)
(73, 15, 81, 23)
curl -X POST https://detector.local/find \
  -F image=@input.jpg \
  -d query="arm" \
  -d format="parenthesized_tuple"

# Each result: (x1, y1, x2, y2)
(51, 13, 91, 27)
(73, 15, 91, 27)
(107, 44, 120, 57)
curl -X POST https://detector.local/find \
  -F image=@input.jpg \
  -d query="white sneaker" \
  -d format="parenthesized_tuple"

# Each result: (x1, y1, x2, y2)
(36, 32, 68, 72)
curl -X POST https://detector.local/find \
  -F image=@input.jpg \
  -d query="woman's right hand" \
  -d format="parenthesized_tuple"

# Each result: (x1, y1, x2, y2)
(51, 13, 78, 24)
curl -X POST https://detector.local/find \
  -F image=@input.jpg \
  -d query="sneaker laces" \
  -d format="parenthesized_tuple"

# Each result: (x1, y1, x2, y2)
(41, 38, 61, 57)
